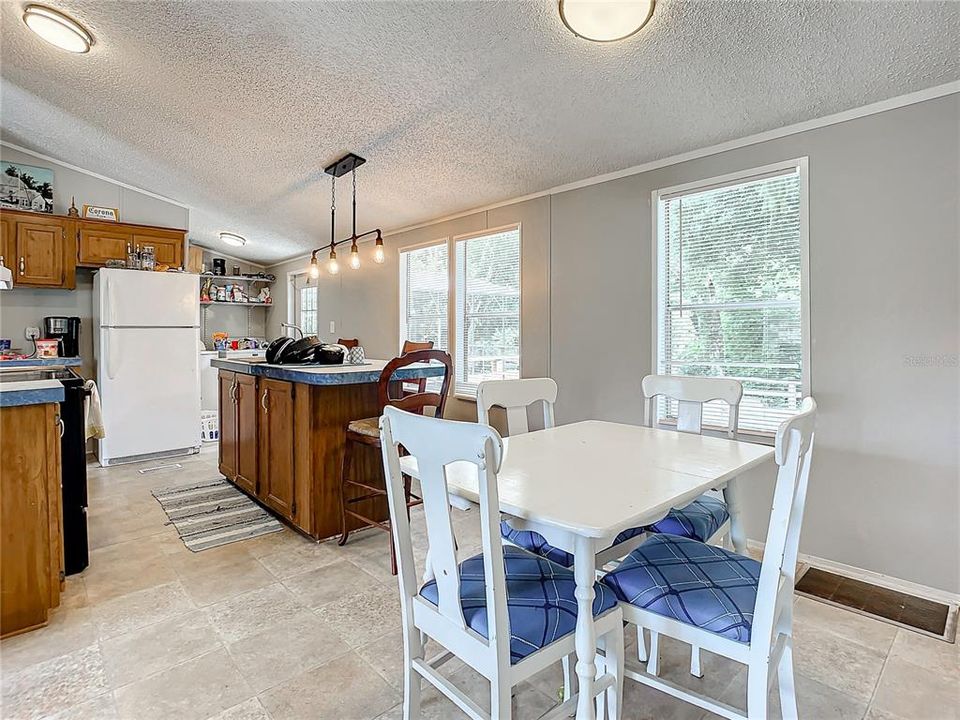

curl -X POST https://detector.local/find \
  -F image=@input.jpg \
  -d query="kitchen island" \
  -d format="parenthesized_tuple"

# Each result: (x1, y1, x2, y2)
(211, 358, 445, 540)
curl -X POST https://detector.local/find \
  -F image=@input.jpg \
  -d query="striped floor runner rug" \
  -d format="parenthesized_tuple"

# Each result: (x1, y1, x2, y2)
(152, 479, 284, 552)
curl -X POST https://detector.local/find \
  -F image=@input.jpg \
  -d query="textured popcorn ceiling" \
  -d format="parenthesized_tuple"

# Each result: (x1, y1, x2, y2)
(1, 1, 958, 264)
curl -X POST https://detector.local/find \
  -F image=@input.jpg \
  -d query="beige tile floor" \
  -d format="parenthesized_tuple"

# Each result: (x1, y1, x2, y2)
(1, 449, 957, 720)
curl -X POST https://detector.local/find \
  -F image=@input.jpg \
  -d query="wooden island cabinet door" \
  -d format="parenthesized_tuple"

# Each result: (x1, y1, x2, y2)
(258, 379, 296, 520)
(234, 374, 259, 496)
(218, 371, 238, 480)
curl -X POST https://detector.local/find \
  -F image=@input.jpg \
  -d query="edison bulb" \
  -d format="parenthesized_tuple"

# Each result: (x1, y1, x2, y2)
(350, 246, 361, 270)
(373, 244, 385, 264)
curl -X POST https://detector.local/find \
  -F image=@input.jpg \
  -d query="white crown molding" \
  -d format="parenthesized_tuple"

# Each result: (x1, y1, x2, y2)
(267, 80, 960, 269)
(0, 140, 192, 210)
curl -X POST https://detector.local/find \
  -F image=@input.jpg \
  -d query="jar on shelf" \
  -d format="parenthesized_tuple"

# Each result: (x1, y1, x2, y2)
(141, 245, 156, 271)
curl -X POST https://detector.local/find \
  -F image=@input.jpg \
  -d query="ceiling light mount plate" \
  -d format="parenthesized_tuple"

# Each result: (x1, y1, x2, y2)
(324, 153, 366, 178)
(559, 0, 655, 43)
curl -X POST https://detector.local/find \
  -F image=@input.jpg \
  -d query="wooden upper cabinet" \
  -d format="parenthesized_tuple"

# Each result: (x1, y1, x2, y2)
(132, 230, 184, 269)
(78, 225, 132, 266)
(2, 209, 186, 282)
(258, 379, 296, 520)
(0, 217, 11, 269)
(15, 217, 74, 289)
(77, 221, 185, 270)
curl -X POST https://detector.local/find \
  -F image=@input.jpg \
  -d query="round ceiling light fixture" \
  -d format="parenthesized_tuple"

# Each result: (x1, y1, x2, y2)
(22, 5, 94, 54)
(219, 232, 247, 247)
(559, 0, 655, 43)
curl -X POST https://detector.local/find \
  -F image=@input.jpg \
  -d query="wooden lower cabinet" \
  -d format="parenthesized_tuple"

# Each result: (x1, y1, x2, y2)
(234, 374, 259, 496)
(216, 371, 390, 540)
(218, 371, 238, 480)
(1, 402, 64, 638)
(258, 379, 296, 520)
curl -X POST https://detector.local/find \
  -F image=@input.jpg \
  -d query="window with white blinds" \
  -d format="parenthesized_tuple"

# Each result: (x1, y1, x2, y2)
(454, 226, 521, 397)
(655, 162, 807, 435)
(400, 243, 449, 352)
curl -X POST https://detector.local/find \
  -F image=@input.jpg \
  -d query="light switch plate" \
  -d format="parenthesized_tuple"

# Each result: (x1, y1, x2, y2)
(329, 321, 335, 333)
(25, 327, 40, 340)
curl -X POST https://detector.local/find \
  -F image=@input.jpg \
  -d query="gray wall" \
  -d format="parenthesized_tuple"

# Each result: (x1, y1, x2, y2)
(266, 94, 959, 593)
(267, 198, 551, 422)
(549, 95, 959, 594)
(0, 146, 190, 378)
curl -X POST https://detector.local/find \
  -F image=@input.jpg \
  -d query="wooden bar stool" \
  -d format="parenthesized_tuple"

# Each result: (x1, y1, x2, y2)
(337, 349, 452, 574)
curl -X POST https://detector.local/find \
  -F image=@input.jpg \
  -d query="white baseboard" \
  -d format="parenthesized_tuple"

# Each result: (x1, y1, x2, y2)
(746, 539, 960, 607)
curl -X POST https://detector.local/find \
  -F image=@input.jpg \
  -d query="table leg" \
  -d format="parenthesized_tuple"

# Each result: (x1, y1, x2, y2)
(574, 534, 597, 720)
(724, 476, 747, 555)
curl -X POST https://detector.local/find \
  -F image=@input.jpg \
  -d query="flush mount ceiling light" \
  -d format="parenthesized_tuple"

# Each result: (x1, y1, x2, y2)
(219, 232, 246, 247)
(22, 5, 94, 53)
(559, 0, 655, 42)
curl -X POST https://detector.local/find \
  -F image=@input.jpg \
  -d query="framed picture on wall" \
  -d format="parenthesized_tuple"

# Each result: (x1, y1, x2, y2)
(1, 161, 54, 213)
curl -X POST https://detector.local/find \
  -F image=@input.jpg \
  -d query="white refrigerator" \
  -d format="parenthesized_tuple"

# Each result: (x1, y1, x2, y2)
(93, 269, 201, 466)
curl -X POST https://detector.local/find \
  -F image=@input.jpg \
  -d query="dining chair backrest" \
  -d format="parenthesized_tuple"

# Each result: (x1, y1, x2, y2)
(751, 397, 817, 650)
(400, 340, 435, 394)
(641, 375, 743, 437)
(476, 378, 558, 436)
(338, 338, 359, 348)
(402, 340, 434, 354)
(380, 406, 510, 666)
(378, 349, 453, 417)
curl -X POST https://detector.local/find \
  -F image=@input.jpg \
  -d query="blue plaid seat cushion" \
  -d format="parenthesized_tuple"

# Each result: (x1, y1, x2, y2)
(501, 521, 646, 569)
(646, 493, 729, 542)
(601, 534, 760, 643)
(419, 545, 617, 664)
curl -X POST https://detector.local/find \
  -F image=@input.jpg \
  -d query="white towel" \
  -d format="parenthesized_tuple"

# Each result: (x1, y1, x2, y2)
(83, 379, 105, 440)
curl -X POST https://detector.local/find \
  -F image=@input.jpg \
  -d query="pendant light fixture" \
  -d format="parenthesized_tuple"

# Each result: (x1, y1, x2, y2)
(559, 0, 655, 43)
(307, 153, 385, 279)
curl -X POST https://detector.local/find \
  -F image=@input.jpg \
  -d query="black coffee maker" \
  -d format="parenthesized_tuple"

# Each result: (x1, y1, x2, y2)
(44, 316, 81, 357)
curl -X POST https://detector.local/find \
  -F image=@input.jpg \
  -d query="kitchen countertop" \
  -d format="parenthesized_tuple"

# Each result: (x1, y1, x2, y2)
(0, 379, 65, 407)
(0, 357, 83, 369)
(211, 358, 446, 386)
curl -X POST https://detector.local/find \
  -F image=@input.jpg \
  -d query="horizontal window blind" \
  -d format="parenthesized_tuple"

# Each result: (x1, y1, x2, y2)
(455, 227, 521, 397)
(657, 168, 804, 434)
(400, 244, 449, 352)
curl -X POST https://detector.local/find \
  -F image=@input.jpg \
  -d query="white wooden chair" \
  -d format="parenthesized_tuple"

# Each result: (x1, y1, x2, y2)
(601, 398, 817, 720)
(638, 374, 745, 677)
(641, 374, 745, 551)
(379, 405, 625, 720)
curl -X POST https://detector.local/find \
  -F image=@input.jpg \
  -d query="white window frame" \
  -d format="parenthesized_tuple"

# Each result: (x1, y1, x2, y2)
(398, 237, 451, 353)
(452, 224, 522, 400)
(651, 157, 810, 440)
(287, 271, 320, 337)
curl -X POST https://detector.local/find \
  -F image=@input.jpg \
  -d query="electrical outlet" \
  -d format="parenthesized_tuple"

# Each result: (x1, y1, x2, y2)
(25, 327, 41, 340)
(329, 321, 336, 334)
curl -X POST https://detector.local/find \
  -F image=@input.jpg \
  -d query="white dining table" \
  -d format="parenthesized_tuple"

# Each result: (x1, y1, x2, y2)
(400, 419, 774, 720)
